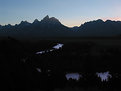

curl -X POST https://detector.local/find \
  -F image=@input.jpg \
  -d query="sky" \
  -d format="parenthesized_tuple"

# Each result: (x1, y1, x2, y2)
(0, 0, 121, 27)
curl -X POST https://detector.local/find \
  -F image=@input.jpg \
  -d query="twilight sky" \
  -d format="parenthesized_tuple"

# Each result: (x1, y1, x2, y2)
(0, 0, 121, 27)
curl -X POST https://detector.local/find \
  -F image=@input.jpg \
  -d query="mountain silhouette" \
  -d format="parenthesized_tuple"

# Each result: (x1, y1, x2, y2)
(0, 15, 73, 40)
(33, 19, 40, 24)
(76, 19, 121, 36)
(0, 25, 2, 29)
(1, 15, 121, 40)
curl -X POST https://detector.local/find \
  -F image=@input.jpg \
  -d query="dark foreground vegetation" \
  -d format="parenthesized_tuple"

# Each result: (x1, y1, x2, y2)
(1, 37, 121, 91)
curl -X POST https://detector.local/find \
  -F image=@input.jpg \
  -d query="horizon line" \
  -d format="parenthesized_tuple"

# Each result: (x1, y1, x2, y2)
(0, 16, 121, 27)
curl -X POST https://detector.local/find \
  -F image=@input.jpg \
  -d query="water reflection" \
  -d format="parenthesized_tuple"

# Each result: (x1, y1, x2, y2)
(65, 73, 82, 81)
(36, 43, 64, 55)
(96, 71, 112, 82)
(36, 68, 41, 73)
(53, 43, 64, 49)
(36, 51, 45, 54)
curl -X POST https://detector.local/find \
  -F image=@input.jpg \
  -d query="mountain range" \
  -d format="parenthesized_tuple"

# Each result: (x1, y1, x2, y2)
(0, 15, 121, 40)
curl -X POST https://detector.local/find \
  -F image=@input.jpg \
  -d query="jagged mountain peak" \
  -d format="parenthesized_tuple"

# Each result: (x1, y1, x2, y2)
(50, 17, 60, 22)
(50, 17, 58, 20)
(33, 19, 40, 24)
(5, 24, 12, 28)
(20, 21, 29, 24)
(19, 21, 31, 26)
(41, 15, 61, 25)
(97, 19, 104, 22)
(42, 15, 50, 21)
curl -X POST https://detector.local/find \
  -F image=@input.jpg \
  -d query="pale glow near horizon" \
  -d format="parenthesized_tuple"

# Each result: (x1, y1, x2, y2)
(1, 0, 121, 27)
(1, 17, 121, 27)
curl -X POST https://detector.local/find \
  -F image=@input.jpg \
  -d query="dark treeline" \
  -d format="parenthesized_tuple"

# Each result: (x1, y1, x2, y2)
(1, 37, 121, 91)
